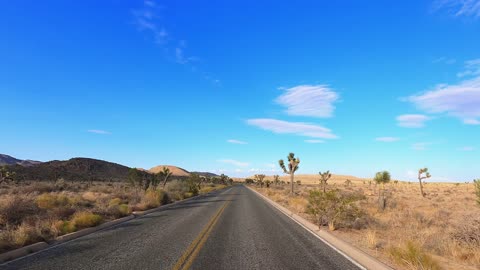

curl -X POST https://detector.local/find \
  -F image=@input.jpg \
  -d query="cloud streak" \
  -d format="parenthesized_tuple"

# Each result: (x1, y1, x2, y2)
(276, 85, 339, 118)
(217, 159, 249, 167)
(132, 1, 219, 84)
(227, 139, 248, 145)
(87, 130, 111, 135)
(247, 118, 338, 139)
(305, 139, 324, 143)
(434, 0, 480, 18)
(396, 114, 431, 128)
(375, 137, 400, 142)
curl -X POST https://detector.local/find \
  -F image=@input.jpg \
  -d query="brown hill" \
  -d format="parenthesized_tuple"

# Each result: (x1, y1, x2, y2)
(7, 157, 136, 182)
(149, 165, 190, 177)
(0, 154, 42, 167)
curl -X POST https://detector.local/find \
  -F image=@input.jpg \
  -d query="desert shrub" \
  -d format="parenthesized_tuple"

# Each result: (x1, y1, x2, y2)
(184, 192, 194, 198)
(140, 190, 170, 209)
(107, 203, 131, 218)
(474, 179, 480, 206)
(108, 198, 122, 207)
(82, 191, 99, 202)
(306, 189, 364, 231)
(53, 220, 76, 235)
(70, 212, 102, 229)
(36, 193, 71, 209)
(389, 241, 442, 270)
(451, 214, 480, 246)
(166, 180, 190, 200)
(52, 206, 76, 219)
(10, 223, 42, 246)
(54, 178, 68, 191)
(21, 182, 55, 194)
(245, 178, 254, 184)
(0, 196, 39, 226)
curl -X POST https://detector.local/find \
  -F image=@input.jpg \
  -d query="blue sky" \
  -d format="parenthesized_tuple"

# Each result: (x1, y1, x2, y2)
(1, 0, 479, 181)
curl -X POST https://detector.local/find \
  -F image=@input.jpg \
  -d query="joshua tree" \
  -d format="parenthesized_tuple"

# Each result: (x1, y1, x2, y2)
(128, 168, 143, 196)
(219, 174, 229, 185)
(273, 175, 280, 185)
(418, 168, 431, 197)
(160, 167, 172, 188)
(374, 171, 391, 210)
(279, 152, 300, 195)
(319, 171, 332, 193)
(473, 179, 480, 206)
(0, 166, 15, 184)
(254, 174, 266, 187)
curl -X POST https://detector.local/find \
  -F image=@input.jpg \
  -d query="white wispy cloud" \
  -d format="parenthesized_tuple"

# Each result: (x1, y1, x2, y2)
(458, 146, 475, 151)
(305, 139, 325, 143)
(275, 85, 339, 118)
(434, 0, 480, 18)
(412, 142, 431, 151)
(433, 57, 456, 64)
(132, 1, 219, 84)
(247, 118, 338, 139)
(397, 114, 431, 128)
(405, 76, 480, 125)
(457, 59, 480, 77)
(227, 139, 248, 145)
(375, 137, 400, 142)
(217, 159, 249, 167)
(87, 129, 111, 135)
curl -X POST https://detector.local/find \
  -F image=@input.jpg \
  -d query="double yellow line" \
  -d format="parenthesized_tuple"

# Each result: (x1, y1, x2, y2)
(172, 200, 231, 270)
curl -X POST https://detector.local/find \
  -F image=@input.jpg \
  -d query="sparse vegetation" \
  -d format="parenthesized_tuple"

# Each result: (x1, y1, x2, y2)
(0, 171, 229, 254)
(389, 241, 442, 270)
(254, 174, 480, 269)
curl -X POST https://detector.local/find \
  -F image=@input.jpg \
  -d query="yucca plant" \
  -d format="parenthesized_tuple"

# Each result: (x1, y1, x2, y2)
(374, 171, 391, 210)
(418, 168, 431, 197)
(279, 153, 300, 195)
(319, 171, 332, 193)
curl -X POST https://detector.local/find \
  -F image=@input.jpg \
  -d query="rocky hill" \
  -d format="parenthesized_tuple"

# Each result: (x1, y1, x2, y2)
(6, 157, 135, 182)
(0, 154, 42, 167)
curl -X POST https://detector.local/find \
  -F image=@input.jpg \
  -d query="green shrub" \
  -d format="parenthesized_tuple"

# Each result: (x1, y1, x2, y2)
(54, 220, 76, 235)
(389, 241, 441, 270)
(306, 189, 364, 231)
(36, 194, 70, 209)
(70, 212, 102, 229)
(108, 198, 122, 207)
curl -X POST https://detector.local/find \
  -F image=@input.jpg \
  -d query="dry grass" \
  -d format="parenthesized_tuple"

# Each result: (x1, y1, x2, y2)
(253, 177, 480, 270)
(0, 180, 227, 253)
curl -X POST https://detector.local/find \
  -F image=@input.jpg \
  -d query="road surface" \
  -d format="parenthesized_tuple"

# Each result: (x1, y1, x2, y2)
(3, 185, 360, 270)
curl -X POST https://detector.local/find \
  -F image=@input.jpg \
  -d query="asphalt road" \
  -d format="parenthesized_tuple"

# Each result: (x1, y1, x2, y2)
(3, 185, 360, 270)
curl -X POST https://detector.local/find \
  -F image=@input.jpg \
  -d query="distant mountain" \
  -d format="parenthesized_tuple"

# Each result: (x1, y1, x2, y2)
(7, 157, 138, 182)
(191, 172, 219, 178)
(0, 154, 42, 167)
(149, 165, 190, 177)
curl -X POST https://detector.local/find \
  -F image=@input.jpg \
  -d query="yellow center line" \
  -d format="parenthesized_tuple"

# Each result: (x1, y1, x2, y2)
(172, 200, 231, 270)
